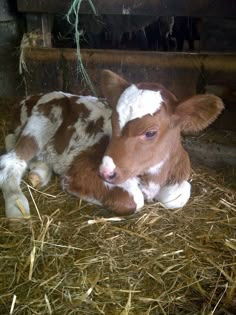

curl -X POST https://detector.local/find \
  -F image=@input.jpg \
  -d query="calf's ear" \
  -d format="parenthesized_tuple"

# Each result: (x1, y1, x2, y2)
(172, 94, 224, 133)
(100, 70, 129, 108)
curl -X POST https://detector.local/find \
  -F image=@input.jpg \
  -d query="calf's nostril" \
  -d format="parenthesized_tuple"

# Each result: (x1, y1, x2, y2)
(108, 171, 117, 181)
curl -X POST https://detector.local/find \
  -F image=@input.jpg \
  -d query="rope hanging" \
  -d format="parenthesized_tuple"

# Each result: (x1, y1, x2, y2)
(66, 0, 97, 95)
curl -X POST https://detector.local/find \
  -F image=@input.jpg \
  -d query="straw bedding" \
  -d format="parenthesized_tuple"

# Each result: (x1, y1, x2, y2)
(0, 98, 235, 315)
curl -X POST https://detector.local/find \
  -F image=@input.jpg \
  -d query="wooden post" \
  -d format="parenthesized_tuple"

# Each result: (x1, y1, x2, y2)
(26, 13, 53, 47)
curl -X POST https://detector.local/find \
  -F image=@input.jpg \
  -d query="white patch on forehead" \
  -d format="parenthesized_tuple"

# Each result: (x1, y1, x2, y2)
(116, 84, 163, 129)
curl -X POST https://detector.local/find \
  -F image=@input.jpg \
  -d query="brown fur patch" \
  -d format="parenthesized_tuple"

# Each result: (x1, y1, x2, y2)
(15, 135, 39, 161)
(100, 70, 129, 108)
(174, 94, 225, 134)
(53, 98, 90, 154)
(25, 95, 42, 116)
(86, 117, 104, 135)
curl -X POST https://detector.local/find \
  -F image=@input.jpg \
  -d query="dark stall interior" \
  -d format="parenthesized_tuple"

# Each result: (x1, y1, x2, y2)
(1, 0, 235, 165)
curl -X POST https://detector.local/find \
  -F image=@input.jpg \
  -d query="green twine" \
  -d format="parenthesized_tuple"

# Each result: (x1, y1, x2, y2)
(66, 0, 97, 96)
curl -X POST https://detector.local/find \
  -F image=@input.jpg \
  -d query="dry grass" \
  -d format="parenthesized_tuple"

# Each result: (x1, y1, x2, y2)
(0, 98, 236, 315)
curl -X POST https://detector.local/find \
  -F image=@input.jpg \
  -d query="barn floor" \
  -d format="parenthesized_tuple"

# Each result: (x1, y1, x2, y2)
(0, 97, 236, 314)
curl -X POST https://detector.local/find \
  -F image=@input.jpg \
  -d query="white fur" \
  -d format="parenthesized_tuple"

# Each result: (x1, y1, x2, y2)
(5, 134, 16, 152)
(48, 126, 108, 176)
(48, 106, 63, 122)
(76, 96, 112, 135)
(104, 177, 144, 211)
(69, 119, 89, 149)
(20, 103, 28, 125)
(82, 196, 102, 206)
(116, 84, 163, 129)
(36, 96, 112, 176)
(22, 114, 62, 150)
(0, 152, 27, 187)
(157, 181, 191, 209)
(36, 91, 64, 105)
(3, 188, 30, 218)
(0, 152, 29, 218)
(118, 177, 144, 211)
(100, 156, 116, 175)
(147, 158, 166, 175)
(141, 181, 160, 202)
(28, 161, 52, 187)
(78, 96, 107, 112)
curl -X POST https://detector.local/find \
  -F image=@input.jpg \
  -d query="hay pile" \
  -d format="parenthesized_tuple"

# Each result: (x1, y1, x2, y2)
(0, 98, 236, 314)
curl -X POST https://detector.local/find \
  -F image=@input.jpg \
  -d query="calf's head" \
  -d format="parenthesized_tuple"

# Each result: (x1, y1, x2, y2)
(99, 70, 224, 185)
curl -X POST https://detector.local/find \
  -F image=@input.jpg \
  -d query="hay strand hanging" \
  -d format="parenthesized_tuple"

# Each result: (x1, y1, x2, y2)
(66, 0, 97, 96)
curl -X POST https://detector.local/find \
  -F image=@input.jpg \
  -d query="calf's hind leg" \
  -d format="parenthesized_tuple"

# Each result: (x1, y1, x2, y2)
(28, 160, 52, 188)
(1, 105, 63, 218)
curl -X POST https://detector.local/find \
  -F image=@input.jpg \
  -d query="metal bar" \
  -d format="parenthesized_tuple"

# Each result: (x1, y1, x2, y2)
(17, 0, 236, 17)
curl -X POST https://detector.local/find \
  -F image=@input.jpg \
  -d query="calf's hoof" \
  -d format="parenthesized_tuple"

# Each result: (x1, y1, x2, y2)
(28, 161, 52, 187)
(5, 193, 30, 219)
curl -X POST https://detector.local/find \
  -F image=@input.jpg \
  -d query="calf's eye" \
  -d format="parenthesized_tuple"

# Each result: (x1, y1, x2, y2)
(145, 130, 157, 139)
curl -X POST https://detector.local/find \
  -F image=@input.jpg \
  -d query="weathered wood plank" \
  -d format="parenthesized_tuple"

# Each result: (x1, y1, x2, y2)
(26, 13, 53, 47)
(21, 48, 236, 131)
(17, 0, 236, 17)
(22, 48, 236, 95)
(23, 48, 236, 75)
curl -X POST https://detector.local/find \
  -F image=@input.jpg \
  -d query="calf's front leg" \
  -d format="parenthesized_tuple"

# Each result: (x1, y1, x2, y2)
(156, 181, 191, 209)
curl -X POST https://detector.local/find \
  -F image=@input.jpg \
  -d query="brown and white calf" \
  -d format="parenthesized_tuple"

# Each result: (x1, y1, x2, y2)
(0, 70, 224, 218)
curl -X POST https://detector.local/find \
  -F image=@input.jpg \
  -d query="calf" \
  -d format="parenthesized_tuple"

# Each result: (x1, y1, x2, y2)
(0, 70, 224, 218)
